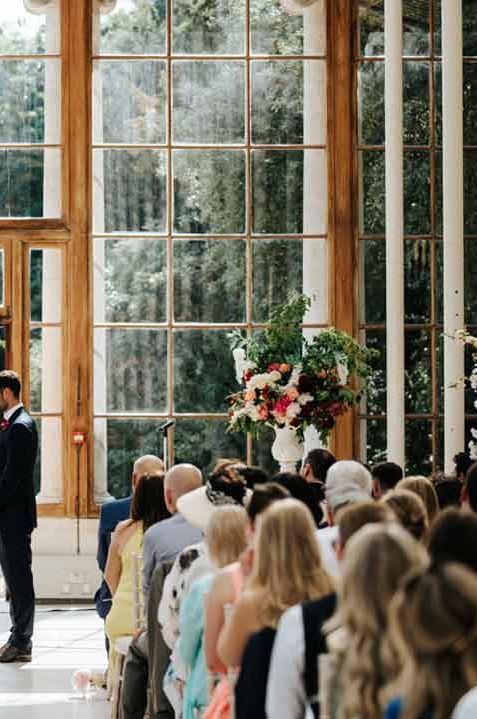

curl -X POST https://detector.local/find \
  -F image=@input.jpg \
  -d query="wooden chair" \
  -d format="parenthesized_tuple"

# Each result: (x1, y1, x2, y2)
(109, 551, 143, 719)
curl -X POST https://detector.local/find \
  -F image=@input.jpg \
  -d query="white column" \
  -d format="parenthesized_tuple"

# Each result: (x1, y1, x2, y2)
(303, 0, 327, 455)
(442, 0, 464, 473)
(36, 1, 63, 504)
(92, 8, 112, 503)
(385, 0, 405, 466)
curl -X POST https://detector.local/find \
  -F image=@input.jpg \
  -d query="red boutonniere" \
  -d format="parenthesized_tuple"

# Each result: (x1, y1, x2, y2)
(0, 418, 9, 432)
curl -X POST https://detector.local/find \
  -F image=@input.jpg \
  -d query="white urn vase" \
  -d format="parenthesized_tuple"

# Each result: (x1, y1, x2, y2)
(271, 425, 304, 473)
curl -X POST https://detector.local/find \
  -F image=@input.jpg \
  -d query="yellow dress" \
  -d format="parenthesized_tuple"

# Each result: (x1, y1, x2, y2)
(105, 524, 143, 648)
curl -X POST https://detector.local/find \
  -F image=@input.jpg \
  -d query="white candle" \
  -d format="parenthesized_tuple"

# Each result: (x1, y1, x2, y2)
(232, 348, 246, 384)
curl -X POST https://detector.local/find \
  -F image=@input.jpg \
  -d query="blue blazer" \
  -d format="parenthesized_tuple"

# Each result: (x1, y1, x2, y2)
(95, 495, 132, 618)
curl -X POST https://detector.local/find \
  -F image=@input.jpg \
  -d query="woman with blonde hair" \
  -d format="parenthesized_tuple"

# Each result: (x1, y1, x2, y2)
(397, 476, 440, 525)
(177, 505, 248, 719)
(218, 498, 334, 719)
(385, 563, 477, 719)
(326, 523, 428, 719)
(383, 488, 429, 542)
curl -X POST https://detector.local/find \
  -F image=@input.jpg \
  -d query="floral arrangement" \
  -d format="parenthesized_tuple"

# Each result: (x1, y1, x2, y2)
(227, 294, 376, 444)
(455, 329, 477, 459)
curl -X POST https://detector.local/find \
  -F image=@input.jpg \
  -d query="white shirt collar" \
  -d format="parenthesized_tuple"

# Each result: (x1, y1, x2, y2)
(4, 403, 23, 421)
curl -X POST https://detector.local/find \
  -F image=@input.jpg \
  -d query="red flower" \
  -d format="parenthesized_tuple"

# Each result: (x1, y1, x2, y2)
(0, 418, 9, 431)
(267, 363, 281, 372)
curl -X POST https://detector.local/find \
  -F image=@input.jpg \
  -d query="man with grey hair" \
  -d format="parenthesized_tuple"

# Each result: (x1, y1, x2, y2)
(317, 460, 373, 577)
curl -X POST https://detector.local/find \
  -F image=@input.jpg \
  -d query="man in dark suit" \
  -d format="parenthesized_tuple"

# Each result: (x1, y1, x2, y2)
(0, 371, 38, 663)
(95, 455, 164, 636)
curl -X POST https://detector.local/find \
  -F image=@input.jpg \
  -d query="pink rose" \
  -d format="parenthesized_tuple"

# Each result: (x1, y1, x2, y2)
(258, 405, 269, 420)
(286, 387, 299, 401)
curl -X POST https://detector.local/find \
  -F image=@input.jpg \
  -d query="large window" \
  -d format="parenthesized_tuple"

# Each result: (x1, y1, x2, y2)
(358, 0, 477, 473)
(92, 0, 329, 497)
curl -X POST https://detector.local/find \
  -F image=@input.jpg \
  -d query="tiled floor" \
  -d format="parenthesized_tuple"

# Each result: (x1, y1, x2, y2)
(0, 600, 110, 718)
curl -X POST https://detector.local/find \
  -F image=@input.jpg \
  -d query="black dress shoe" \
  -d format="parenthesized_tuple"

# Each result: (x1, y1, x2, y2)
(0, 644, 32, 663)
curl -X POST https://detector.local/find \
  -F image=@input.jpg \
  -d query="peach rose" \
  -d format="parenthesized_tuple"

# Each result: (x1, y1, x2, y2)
(286, 387, 299, 401)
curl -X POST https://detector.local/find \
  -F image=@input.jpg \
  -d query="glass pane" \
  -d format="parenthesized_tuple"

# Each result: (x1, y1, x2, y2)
(94, 239, 167, 323)
(94, 328, 167, 412)
(405, 420, 432, 476)
(252, 425, 279, 476)
(251, 0, 324, 56)
(358, 61, 384, 146)
(435, 63, 442, 146)
(94, 418, 165, 499)
(359, 418, 387, 466)
(0, 326, 6, 370)
(174, 419, 246, 475)
(463, 63, 477, 146)
(30, 248, 62, 323)
(30, 327, 62, 413)
(361, 329, 386, 415)
(358, 0, 430, 56)
(173, 62, 245, 144)
(0, 0, 60, 55)
(465, 151, 477, 235)
(0, 250, 4, 307)
(405, 330, 432, 414)
(403, 62, 430, 146)
(0, 60, 60, 143)
(174, 330, 235, 413)
(465, 240, 477, 325)
(252, 150, 326, 234)
(405, 240, 431, 324)
(436, 239, 443, 324)
(361, 239, 385, 324)
(404, 151, 431, 235)
(360, 151, 385, 235)
(173, 151, 245, 234)
(174, 240, 246, 323)
(36, 416, 62, 502)
(94, 61, 166, 144)
(93, 149, 167, 233)
(252, 60, 326, 145)
(0, 149, 61, 218)
(252, 239, 327, 323)
(172, 0, 245, 55)
(463, 0, 477, 57)
(97, 0, 166, 55)
(33, 417, 41, 496)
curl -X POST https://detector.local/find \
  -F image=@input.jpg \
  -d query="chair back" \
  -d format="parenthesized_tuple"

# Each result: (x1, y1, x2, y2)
(131, 551, 143, 631)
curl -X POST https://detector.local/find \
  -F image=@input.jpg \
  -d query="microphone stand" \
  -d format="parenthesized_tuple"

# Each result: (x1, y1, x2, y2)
(158, 420, 176, 470)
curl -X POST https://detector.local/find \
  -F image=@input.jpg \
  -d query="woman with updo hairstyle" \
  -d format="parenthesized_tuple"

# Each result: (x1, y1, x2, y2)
(397, 476, 440, 525)
(383, 488, 429, 542)
(385, 563, 477, 719)
(325, 523, 428, 719)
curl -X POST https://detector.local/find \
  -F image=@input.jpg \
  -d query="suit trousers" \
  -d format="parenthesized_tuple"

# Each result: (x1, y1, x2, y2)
(0, 528, 35, 650)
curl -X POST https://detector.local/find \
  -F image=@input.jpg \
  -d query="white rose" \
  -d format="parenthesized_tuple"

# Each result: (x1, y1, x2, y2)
(298, 392, 313, 405)
(286, 402, 301, 418)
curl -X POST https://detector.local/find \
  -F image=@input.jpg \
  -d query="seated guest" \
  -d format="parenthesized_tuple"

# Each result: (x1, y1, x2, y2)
(121, 463, 203, 719)
(218, 499, 334, 719)
(105, 472, 168, 663)
(371, 461, 403, 499)
(326, 524, 428, 719)
(301, 449, 336, 510)
(454, 451, 474, 482)
(95, 454, 164, 626)
(177, 506, 248, 719)
(432, 473, 462, 509)
(271, 472, 323, 527)
(461, 461, 477, 513)
(266, 501, 393, 719)
(203, 482, 290, 719)
(383, 489, 429, 542)
(385, 563, 477, 719)
(397, 476, 439, 525)
(428, 507, 477, 575)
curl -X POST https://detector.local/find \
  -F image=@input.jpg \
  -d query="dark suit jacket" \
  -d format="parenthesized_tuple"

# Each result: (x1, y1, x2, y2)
(95, 495, 132, 617)
(0, 407, 38, 535)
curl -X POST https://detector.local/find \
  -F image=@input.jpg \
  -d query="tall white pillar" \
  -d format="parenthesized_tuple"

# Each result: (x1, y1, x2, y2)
(384, 0, 405, 467)
(302, 0, 327, 455)
(92, 7, 112, 503)
(442, 0, 464, 473)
